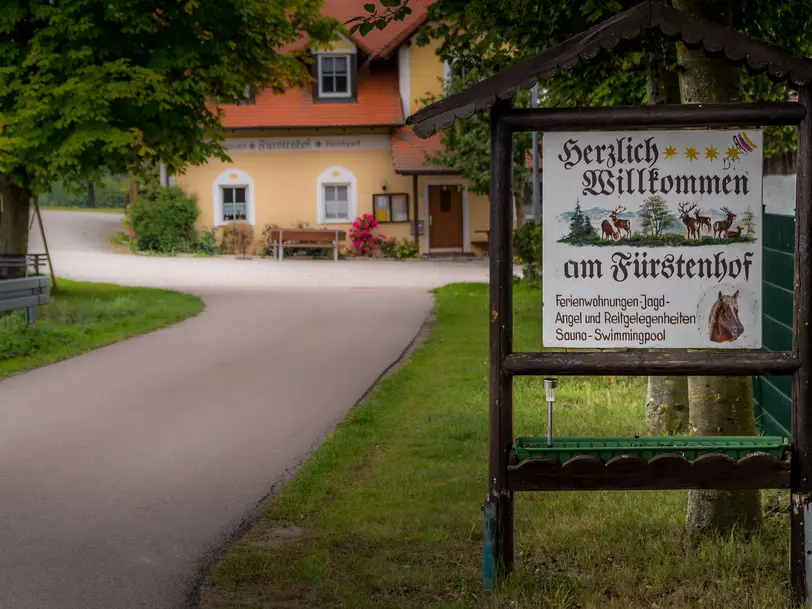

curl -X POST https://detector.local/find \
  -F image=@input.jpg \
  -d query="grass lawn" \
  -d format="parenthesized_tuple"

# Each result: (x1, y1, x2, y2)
(0, 279, 203, 379)
(202, 282, 790, 609)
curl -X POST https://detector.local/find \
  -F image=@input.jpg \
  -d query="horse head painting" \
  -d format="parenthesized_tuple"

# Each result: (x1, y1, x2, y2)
(708, 290, 744, 343)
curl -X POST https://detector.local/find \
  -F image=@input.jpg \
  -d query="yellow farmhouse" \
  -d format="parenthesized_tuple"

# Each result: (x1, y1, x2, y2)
(176, 0, 493, 255)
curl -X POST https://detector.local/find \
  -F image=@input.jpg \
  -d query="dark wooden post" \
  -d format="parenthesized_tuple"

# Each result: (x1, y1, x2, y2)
(791, 84, 812, 605)
(486, 98, 515, 586)
(412, 174, 420, 248)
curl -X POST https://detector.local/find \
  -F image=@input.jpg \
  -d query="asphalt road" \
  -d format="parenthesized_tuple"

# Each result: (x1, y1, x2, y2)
(0, 210, 490, 609)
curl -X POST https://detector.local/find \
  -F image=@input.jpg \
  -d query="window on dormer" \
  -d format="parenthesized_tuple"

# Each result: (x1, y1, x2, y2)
(318, 55, 351, 98)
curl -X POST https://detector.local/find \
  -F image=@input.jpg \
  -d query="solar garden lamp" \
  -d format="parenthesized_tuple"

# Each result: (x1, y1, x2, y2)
(543, 378, 558, 448)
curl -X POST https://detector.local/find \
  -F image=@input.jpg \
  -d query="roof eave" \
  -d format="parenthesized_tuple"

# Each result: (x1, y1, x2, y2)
(394, 168, 459, 175)
(225, 123, 405, 132)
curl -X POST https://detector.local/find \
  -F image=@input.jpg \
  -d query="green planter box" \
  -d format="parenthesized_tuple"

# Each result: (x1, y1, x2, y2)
(512, 436, 790, 464)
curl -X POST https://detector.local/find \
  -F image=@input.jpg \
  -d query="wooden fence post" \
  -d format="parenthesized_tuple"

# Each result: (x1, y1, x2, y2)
(791, 84, 812, 605)
(486, 98, 515, 586)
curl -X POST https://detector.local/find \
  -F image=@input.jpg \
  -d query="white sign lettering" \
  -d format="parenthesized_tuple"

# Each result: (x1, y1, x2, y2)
(223, 135, 391, 153)
(543, 129, 763, 349)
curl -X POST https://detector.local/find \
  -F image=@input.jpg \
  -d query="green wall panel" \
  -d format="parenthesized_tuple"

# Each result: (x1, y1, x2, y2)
(755, 213, 794, 437)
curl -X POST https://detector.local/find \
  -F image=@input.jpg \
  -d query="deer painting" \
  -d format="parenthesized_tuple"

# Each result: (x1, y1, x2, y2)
(713, 206, 736, 239)
(609, 206, 631, 239)
(694, 209, 712, 236)
(708, 290, 744, 343)
(726, 226, 743, 239)
(600, 219, 618, 240)
(678, 202, 700, 240)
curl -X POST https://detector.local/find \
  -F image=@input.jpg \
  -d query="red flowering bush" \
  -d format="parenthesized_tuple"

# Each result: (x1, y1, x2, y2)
(349, 213, 380, 255)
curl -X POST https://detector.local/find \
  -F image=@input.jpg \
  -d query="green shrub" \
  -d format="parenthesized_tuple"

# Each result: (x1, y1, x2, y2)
(378, 235, 397, 258)
(514, 220, 542, 282)
(221, 222, 255, 256)
(131, 185, 199, 254)
(108, 232, 130, 246)
(195, 228, 219, 256)
(394, 238, 420, 260)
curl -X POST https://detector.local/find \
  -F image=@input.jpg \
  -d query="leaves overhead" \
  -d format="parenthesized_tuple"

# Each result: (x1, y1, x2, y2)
(0, 0, 339, 192)
(420, 65, 532, 197)
(353, 0, 812, 155)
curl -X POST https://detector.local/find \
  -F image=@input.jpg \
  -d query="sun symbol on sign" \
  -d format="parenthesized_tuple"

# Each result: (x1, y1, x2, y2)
(664, 145, 678, 159)
(684, 146, 699, 161)
(704, 146, 719, 161)
(726, 146, 741, 161)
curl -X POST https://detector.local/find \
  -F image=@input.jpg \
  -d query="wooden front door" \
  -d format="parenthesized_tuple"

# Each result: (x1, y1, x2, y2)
(428, 185, 463, 249)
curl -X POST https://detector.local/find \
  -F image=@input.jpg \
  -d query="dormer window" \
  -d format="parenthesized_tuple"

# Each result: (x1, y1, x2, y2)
(318, 55, 351, 98)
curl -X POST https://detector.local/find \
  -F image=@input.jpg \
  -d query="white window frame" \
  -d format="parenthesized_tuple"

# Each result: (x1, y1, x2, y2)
(317, 54, 352, 99)
(317, 166, 357, 224)
(220, 185, 249, 223)
(212, 169, 256, 227)
(323, 184, 351, 222)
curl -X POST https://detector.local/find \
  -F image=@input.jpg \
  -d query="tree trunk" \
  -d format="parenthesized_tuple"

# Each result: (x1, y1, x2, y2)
(685, 376, 762, 534)
(88, 182, 96, 208)
(0, 175, 31, 279)
(646, 376, 689, 435)
(645, 46, 688, 434)
(646, 50, 681, 105)
(514, 189, 524, 229)
(672, 0, 761, 535)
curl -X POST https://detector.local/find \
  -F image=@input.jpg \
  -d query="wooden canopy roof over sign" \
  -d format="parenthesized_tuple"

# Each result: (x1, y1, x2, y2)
(407, 0, 812, 138)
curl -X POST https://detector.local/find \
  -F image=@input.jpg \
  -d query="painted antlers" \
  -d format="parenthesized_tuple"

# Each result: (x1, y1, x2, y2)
(609, 206, 631, 238)
(678, 202, 700, 240)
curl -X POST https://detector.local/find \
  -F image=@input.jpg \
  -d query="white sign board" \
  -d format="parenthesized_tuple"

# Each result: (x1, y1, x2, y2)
(223, 135, 390, 153)
(543, 129, 763, 349)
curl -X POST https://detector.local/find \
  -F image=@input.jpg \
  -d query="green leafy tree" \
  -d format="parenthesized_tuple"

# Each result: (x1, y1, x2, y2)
(565, 199, 596, 240)
(568, 200, 586, 238)
(353, 0, 812, 155)
(741, 206, 756, 237)
(0, 0, 338, 266)
(582, 214, 596, 239)
(421, 65, 532, 224)
(639, 195, 674, 236)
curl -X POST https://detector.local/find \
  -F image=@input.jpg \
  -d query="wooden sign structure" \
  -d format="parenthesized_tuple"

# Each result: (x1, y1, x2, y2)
(408, 1, 812, 604)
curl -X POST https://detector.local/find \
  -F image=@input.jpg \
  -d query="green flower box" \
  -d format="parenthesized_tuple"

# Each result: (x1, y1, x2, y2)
(512, 436, 789, 464)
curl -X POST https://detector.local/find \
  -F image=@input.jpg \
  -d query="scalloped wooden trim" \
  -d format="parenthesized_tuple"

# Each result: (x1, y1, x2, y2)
(507, 451, 790, 491)
(408, 0, 812, 138)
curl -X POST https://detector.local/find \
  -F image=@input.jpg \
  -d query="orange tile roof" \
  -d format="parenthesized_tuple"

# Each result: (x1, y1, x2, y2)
(221, 65, 404, 129)
(277, 0, 434, 59)
(323, 0, 435, 59)
(391, 126, 454, 174)
(219, 0, 436, 131)
(524, 140, 543, 169)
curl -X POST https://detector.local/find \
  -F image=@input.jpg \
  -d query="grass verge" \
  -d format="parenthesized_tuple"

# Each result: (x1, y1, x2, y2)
(202, 282, 790, 609)
(0, 279, 203, 379)
(40, 205, 125, 213)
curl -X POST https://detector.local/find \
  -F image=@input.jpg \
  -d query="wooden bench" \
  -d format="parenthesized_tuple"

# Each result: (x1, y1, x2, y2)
(267, 229, 346, 262)
(472, 230, 490, 252)
(0, 254, 51, 323)
(0, 253, 50, 280)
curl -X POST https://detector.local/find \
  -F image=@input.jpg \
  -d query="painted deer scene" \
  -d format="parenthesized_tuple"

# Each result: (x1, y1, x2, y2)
(558, 196, 756, 247)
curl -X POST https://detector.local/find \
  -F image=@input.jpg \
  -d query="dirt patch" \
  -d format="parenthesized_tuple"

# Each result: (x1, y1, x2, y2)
(247, 525, 304, 549)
